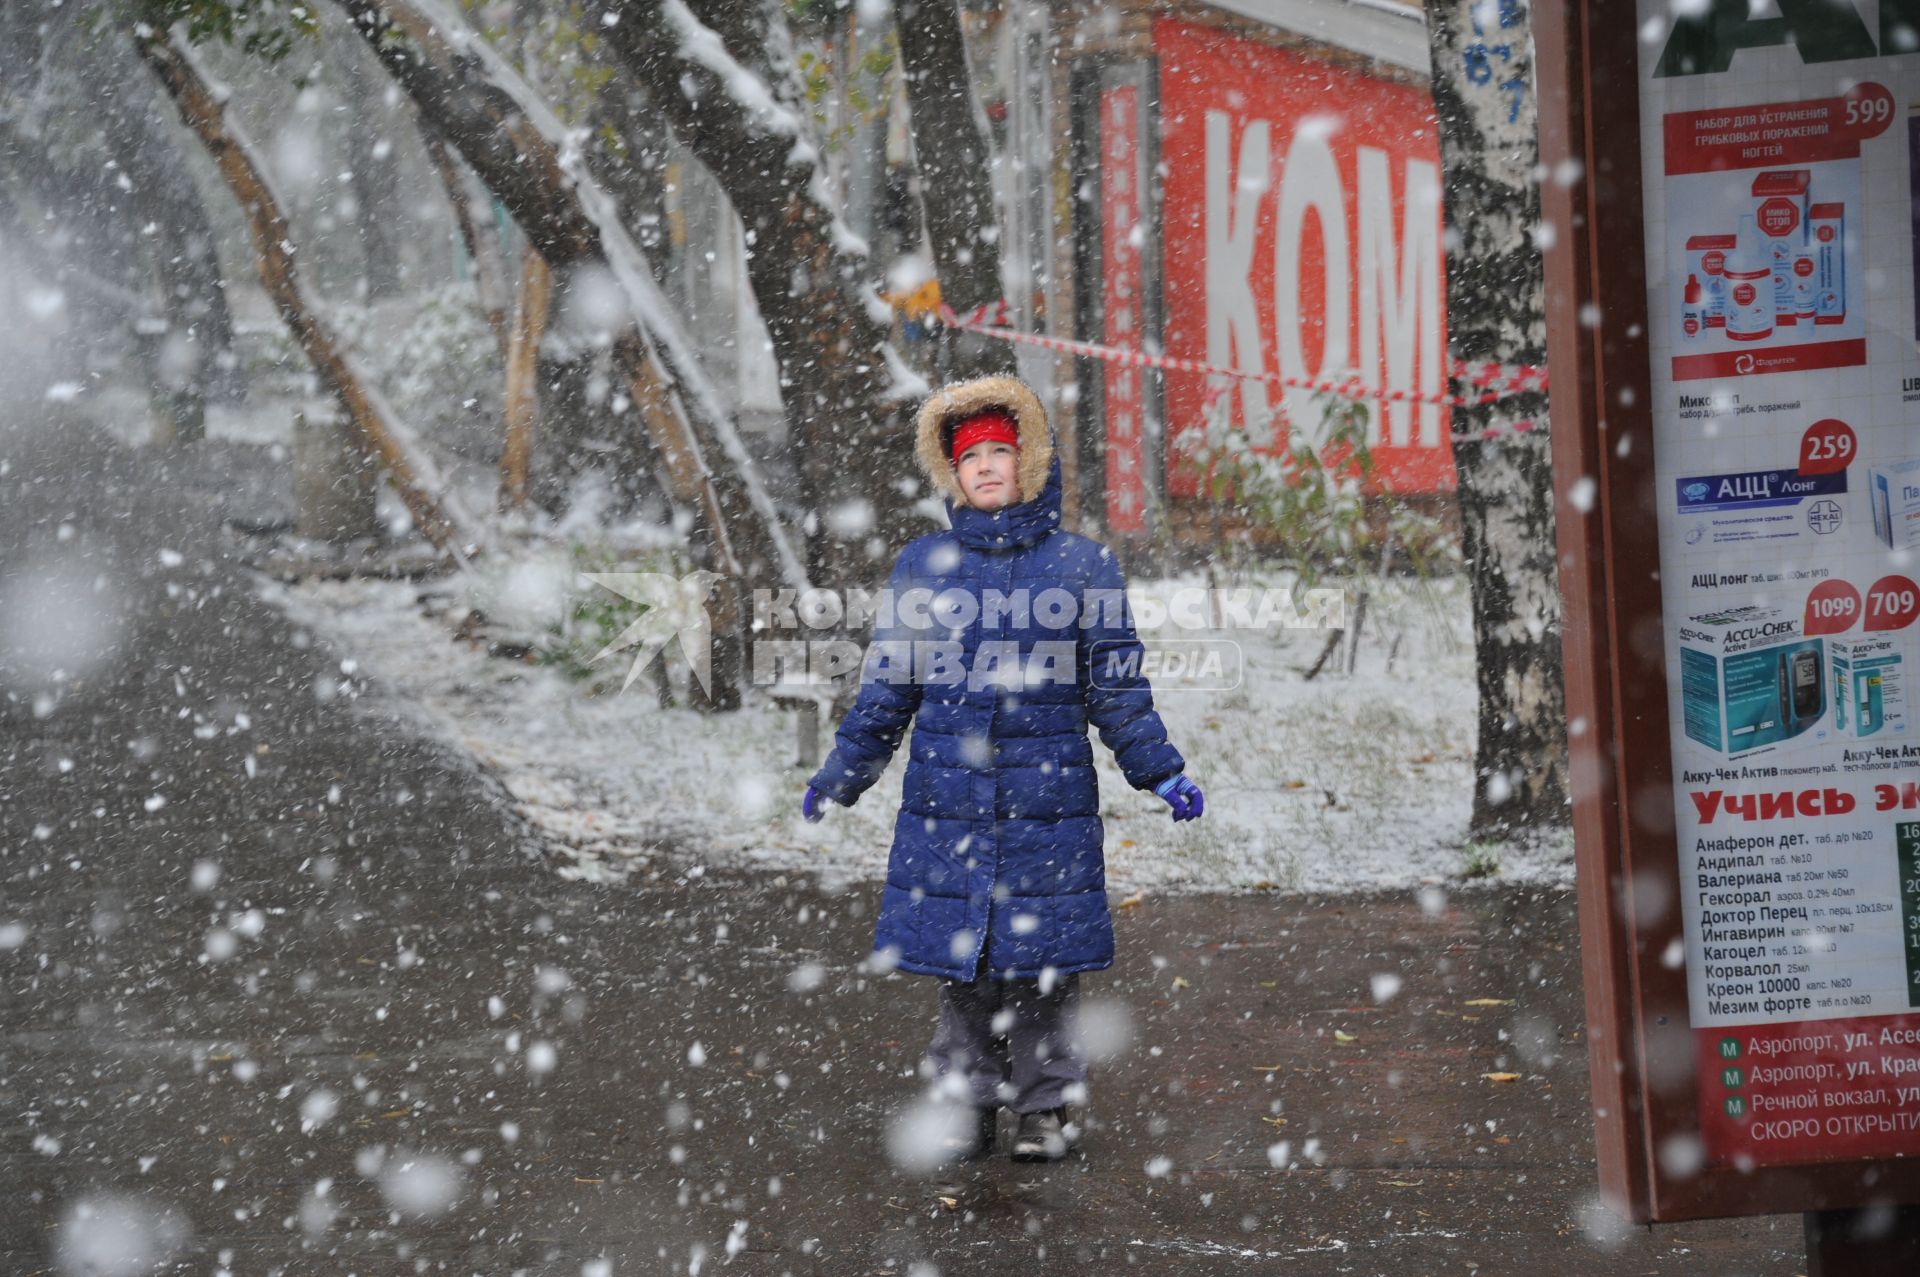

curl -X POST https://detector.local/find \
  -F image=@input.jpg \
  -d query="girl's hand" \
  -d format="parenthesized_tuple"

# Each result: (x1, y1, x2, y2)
(802, 785, 828, 823)
(1153, 774, 1205, 822)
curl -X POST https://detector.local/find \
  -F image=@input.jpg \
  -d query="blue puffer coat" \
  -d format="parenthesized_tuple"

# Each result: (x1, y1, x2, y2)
(807, 375, 1185, 982)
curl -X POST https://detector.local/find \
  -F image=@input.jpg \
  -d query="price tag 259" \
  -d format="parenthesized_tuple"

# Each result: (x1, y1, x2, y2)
(1798, 419, 1857, 476)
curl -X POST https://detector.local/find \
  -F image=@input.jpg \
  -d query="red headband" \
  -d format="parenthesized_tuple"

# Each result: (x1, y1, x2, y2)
(950, 411, 1020, 466)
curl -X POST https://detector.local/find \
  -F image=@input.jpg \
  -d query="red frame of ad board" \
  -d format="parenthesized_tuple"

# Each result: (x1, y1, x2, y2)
(1535, 0, 1920, 1222)
(1154, 16, 1457, 497)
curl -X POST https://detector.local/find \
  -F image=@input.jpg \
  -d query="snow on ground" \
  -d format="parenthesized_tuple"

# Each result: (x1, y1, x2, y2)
(254, 562, 1573, 897)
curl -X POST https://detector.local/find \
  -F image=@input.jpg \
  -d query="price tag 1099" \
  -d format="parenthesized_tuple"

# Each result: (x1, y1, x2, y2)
(1806, 580, 1863, 635)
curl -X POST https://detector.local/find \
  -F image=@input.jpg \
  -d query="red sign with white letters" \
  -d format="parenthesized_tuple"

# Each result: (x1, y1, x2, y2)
(1155, 18, 1455, 496)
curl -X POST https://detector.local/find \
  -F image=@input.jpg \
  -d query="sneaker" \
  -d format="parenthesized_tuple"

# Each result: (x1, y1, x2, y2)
(940, 1106, 998, 1161)
(1011, 1106, 1079, 1162)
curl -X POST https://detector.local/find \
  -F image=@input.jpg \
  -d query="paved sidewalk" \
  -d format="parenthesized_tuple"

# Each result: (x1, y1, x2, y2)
(0, 424, 1804, 1274)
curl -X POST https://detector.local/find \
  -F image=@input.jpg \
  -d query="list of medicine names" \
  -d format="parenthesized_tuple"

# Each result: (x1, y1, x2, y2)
(1683, 804, 1908, 1024)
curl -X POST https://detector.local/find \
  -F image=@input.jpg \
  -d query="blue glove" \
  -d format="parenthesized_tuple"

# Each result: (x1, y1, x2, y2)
(1154, 774, 1205, 822)
(802, 785, 828, 823)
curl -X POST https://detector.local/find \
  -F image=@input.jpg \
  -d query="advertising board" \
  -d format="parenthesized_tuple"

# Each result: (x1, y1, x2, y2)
(1639, 0, 1920, 1176)
(1540, 0, 1920, 1223)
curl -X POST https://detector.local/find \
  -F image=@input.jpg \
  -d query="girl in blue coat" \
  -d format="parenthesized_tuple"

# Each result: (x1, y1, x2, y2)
(801, 375, 1204, 1163)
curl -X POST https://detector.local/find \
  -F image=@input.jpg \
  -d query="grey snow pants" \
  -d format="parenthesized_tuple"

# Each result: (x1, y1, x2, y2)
(925, 973, 1087, 1114)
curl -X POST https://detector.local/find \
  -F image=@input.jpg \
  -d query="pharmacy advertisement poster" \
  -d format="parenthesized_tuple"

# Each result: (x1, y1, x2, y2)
(1640, 3, 1920, 1170)
(1661, 95, 1874, 381)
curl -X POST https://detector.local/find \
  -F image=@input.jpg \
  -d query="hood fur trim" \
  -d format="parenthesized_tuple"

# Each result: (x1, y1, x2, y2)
(913, 375, 1052, 507)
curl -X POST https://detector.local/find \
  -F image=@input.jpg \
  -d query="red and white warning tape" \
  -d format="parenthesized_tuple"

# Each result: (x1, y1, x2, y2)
(935, 301, 1548, 443)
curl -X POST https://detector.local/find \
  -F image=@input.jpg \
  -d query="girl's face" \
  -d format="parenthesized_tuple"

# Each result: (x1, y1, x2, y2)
(956, 441, 1020, 510)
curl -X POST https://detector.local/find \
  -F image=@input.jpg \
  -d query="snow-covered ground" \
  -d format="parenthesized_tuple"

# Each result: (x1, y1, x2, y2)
(254, 562, 1574, 897)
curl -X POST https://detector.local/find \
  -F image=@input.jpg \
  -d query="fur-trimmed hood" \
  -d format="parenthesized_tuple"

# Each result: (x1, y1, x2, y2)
(913, 375, 1053, 508)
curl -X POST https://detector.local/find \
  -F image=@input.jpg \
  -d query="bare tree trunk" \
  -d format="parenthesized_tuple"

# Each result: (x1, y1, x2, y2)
(584, 78, 674, 278)
(136, 27, 483, 561)
(0, 22, 146, 383)
(112, 111, 240, 418)
(527, 345, 663, 520)
(346, 135, 402, 300)
(500, 244, 550, 512)
(2, 108, 237, 433)
(569, 77, 677, 517)
(1422, 0, 1568, 838)
(601, 0, 927, 589)
(892, 0, 1017, 380)
(331, 22, 404, 300)
(64, 34, 242, 416)
(423, 128, 510, 360)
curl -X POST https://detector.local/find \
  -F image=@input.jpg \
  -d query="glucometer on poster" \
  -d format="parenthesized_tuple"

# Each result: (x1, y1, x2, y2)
(1790, 648, 1822, 722)
(1681, 606, 1825, 754)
